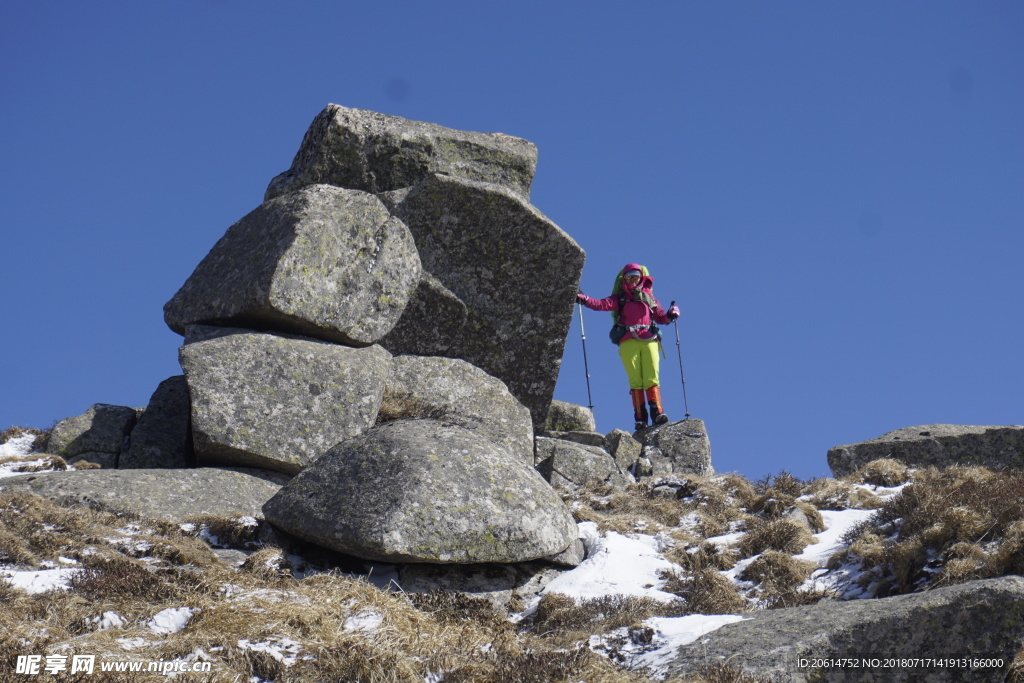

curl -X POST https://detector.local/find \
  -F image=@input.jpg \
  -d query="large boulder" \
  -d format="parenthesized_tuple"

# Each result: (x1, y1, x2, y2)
(378, 174, 585, 429)
(828, 424, 1024, 477)
(120, 375, 193, 469)
(265, 104, 538, 201)
(634, 419, 713, 477)
(46, 403, 139, 467)
(534, 437, 633, 490)
(545, 401, 596, 433)
(0, 468, 284, 523)
(179, 328, 392, 474)
(164, 184, 421, 347)
(665, 576, 1024, 682)
(262, 419, 578, 564)
(381, 355, 533, 464)
(604, 429, 643, 473)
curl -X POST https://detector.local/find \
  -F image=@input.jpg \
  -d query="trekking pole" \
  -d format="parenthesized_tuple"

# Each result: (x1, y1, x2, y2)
(670, 301, 691, 418)
(577, 301, 595, 411)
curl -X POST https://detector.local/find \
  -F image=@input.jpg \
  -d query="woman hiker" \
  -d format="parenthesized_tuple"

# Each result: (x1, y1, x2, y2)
(577, 263, 680, 431)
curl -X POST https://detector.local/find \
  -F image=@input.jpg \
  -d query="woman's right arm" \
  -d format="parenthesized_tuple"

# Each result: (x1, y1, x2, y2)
(577, 293, 618, 312)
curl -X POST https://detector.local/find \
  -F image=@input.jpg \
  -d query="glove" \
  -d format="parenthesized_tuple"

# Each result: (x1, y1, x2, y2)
(577, 292, 590, 304)
(667, 305, 680, 321)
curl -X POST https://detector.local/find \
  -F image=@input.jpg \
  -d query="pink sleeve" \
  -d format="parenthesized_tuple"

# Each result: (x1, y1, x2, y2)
(581, 295, 619, 313)
(651, 297, 672, 324)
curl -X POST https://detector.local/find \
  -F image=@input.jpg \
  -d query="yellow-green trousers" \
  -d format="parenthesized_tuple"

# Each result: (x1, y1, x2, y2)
(617, 337, 661, 390)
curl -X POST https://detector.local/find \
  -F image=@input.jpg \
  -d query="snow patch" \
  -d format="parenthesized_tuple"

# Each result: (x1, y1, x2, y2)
(591, 613, 748, 675)
(0, 567, 79, 594)
(238, 637, 303, 667)
(149, 607, 195, 635)
(343, 611, 383, 633)
(536, 523, 681, 604)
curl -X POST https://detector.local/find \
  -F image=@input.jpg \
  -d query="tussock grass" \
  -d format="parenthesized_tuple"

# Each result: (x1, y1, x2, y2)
(1007, 650, 1024, 683)
(0, 491, 217, 572)
(737, 550, 832, 608)
(565, 482, 693, 536)
(804, 477, 884, 511)
(0, 454, 68, 474)
(753, 471, 806, 498)
(833, 465, 1024, 595)
(681, 475, 758, 537)
(689, 662, 777, 682)
(664, 541, 737, 573)
(846, 458, 911, 488)
(661, 568, 749, 616)
(182, 513, 262, 549)
(527, 592, 689, 651)
(737, 518, 814, 558)
(0, 425, 50, 453)
(564, 475, 758, 544)
(375, 391, 455, 424)
(740, 551, 817, 594)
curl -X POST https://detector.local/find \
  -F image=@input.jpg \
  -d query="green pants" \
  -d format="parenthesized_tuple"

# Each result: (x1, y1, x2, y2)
(618, 338, 661, 390)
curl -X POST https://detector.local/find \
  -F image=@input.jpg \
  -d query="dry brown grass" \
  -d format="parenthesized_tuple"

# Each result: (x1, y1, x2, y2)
(0, 426, 50, 453)
(375, 391, 455, 424)
(564, 475, 758, 545)
(182, 513, 262, 549)
(804, 477, 884, 511)
(846, 458, 911, 488)
(0, 492, 654, 682)
(660, 568, 750, 616)
(833, 465, 1024, 595)
(0, 454, 68, 474)
(753, 471, 806, 498)
(564, 482, 690, 536)
(528, 593, 688, 645)
(4, 461, 955, 679)
(740, 551, 817, 593)
(1007, 648, 1024, 683)
(737, 550, 831, 609)
(737, 517, 815, 559)
(682, 662, 778, 682)
(664, 541, 737, 573)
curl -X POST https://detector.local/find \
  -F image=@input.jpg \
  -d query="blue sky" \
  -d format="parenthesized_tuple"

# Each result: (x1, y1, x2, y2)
(2, 2, 1021, 481)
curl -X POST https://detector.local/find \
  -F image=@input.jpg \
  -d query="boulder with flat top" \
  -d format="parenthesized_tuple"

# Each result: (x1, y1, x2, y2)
(828, 424, 1024, 477)
(265, 103, 538, 201)
(635, 419, 714, 477)
(179, 327, 392, 474)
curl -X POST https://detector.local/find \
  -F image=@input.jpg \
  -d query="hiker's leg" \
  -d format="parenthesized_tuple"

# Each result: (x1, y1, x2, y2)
(618, 339, 646, 390)
(639, 341, 668, 424)
(646, 385, 669, 425)
(630, 388, 648, 429)
(619, 340, 649, 428)
(637, 339, 660, 390)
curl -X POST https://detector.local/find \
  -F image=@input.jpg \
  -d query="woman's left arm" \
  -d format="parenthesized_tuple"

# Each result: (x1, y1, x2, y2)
(652, 299, 680, 324)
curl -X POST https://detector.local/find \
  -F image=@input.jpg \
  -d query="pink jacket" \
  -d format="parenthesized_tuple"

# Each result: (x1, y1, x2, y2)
(579, 267, 672, 343)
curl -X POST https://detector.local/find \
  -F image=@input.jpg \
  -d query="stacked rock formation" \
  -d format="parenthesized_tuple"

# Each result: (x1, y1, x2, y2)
(158, 105, 585, 564)
(24, 105, 714, 573)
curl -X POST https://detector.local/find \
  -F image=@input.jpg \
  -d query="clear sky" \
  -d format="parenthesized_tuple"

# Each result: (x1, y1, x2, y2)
(2, 2, 1021, 481)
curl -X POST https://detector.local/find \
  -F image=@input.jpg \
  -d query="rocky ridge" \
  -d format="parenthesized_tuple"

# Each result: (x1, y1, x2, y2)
(4, 106, 1024, 681)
